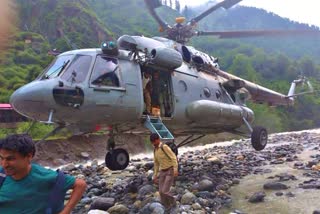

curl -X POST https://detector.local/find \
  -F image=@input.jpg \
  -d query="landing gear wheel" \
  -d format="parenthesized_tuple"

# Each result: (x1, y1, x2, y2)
(105, 148, 130, 170)
(251, 126, 268, 151)
(113, 148, 130, 170)
(105, 152, 116, 171)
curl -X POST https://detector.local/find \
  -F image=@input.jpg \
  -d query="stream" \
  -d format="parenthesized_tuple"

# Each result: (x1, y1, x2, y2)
(222, 144, 320, 214)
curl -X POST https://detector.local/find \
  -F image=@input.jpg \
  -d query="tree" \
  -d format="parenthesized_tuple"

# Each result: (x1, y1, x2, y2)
(229, 54, 260, 83)
(298, 56, 317, 77)
(183, 5, 189, 19)
(175, 0, 180, 11)
(249, 103, 284, 133)
(163, 0, 167, 6)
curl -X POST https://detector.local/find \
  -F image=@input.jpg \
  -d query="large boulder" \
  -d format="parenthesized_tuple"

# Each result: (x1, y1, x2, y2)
(140, 202, 165, 214)
(248, 192, 266, 203)
(107, 204, 129, 214)
(138, 184, 154, 198)
(90, 197, 115, 211)
(181, 192, 196, 205)
(263, 182, 289, 190)
(198, 179, 214, 192)
(88, 210, 109, 214)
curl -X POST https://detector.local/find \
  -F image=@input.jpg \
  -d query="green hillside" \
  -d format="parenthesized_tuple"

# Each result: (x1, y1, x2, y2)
(17, 0, 112, 49)
(0, 0, 113, 101)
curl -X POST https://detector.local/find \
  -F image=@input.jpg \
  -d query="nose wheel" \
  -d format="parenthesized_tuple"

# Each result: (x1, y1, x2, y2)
(105, 148, 130, 170)
(105, 129, 130, 170)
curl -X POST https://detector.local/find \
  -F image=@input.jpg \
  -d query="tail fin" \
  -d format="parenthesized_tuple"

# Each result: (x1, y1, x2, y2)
(287, 76, 314, 98)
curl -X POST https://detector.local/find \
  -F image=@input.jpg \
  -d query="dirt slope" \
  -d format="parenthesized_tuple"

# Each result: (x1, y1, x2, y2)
(33, 132, 236, 167)
(33, 134, 148, 167)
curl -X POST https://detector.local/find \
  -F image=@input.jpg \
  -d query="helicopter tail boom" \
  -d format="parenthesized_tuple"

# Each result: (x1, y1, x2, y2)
(211, 67, 294, 106)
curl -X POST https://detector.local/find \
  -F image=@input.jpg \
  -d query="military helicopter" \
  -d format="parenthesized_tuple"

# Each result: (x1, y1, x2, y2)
(10, 0, 318, 170)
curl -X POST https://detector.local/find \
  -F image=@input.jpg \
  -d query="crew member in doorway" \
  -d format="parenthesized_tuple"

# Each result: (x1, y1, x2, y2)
(151, 71, 161, 108)
(143, 72, 152, 115)
(151, 133, 178, 212)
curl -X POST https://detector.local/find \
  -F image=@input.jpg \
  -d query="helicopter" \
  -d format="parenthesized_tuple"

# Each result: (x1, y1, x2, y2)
(9, 0, 318, 170)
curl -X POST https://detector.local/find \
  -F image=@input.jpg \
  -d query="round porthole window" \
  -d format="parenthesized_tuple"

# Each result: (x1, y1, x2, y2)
(178, 80, 187, 92)
(203, 87, 211, 98)
(215, 90, 221, 99)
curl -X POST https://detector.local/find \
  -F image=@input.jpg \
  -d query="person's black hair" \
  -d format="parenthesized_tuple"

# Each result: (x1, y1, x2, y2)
(150, 133, 160, 142)
(0, 134, 36, 157)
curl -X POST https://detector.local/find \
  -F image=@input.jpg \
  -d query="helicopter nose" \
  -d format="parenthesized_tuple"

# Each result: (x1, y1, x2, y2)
(10, 81, 54, 120)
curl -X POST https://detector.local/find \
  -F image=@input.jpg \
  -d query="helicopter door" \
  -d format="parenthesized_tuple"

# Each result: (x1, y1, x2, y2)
(143, 69, 174, 118)
(157, 70, 174, 118)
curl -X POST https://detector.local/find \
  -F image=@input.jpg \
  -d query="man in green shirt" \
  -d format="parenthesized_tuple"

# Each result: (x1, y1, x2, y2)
(0, 134, 87, 214)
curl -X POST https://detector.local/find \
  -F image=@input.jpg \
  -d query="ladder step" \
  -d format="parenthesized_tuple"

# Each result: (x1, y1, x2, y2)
(144, 116, 174, 140)
(158, 130, 174, 139)
(150, 118, 160, 123)
(153, 123, 164, 130)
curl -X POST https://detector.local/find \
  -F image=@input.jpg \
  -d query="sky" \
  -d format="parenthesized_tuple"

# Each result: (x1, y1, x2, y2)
(182, 0, 320, 28)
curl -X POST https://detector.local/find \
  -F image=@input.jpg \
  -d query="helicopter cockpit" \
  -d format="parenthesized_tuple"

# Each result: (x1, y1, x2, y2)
(45, 51, 123, 109)
(40, 53, 93, 85)
(39, 49, 122, 89)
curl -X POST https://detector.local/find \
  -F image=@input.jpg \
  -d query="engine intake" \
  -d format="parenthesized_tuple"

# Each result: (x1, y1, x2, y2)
(150, 47, 183, 70)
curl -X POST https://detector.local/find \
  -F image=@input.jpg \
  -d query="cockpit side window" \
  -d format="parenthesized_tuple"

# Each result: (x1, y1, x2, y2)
(90, 55, 120, 87)
(61, 55, 92, 83)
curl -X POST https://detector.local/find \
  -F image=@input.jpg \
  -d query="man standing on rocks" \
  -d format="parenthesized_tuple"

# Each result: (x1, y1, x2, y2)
(0, 134, 87, 214)
(151, 133, 178, 211)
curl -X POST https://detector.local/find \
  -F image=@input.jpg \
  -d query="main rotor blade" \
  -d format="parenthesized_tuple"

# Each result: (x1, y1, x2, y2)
(144, 0, 171, 31)
(190, 0, 242, 25)
(197, 29, 320, 38)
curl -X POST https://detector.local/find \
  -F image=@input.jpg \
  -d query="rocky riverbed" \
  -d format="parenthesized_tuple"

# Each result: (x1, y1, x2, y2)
(52, 129, 320, 214)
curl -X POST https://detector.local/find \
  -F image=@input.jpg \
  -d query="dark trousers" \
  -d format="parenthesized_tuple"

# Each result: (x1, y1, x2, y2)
(159, 167, 176, 209)
(143, 89, 151, 114)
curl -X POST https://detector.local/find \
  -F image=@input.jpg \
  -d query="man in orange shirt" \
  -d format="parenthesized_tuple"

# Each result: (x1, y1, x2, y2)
(151, 133, 178, 211)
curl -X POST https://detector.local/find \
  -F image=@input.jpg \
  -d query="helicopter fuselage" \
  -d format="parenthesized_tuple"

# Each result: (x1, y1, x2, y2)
(10, 36, 254, 136)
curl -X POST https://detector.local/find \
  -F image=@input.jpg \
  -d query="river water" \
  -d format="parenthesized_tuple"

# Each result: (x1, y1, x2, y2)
(221, 138, 320, 214)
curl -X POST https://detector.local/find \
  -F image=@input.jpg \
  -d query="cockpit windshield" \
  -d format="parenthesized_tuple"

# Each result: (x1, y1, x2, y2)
(40, 55, 73, 80)
(61, 55, 92, 83)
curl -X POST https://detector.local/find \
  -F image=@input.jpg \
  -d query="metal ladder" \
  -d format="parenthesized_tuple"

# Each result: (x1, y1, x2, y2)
(144, 115, 174, 140)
